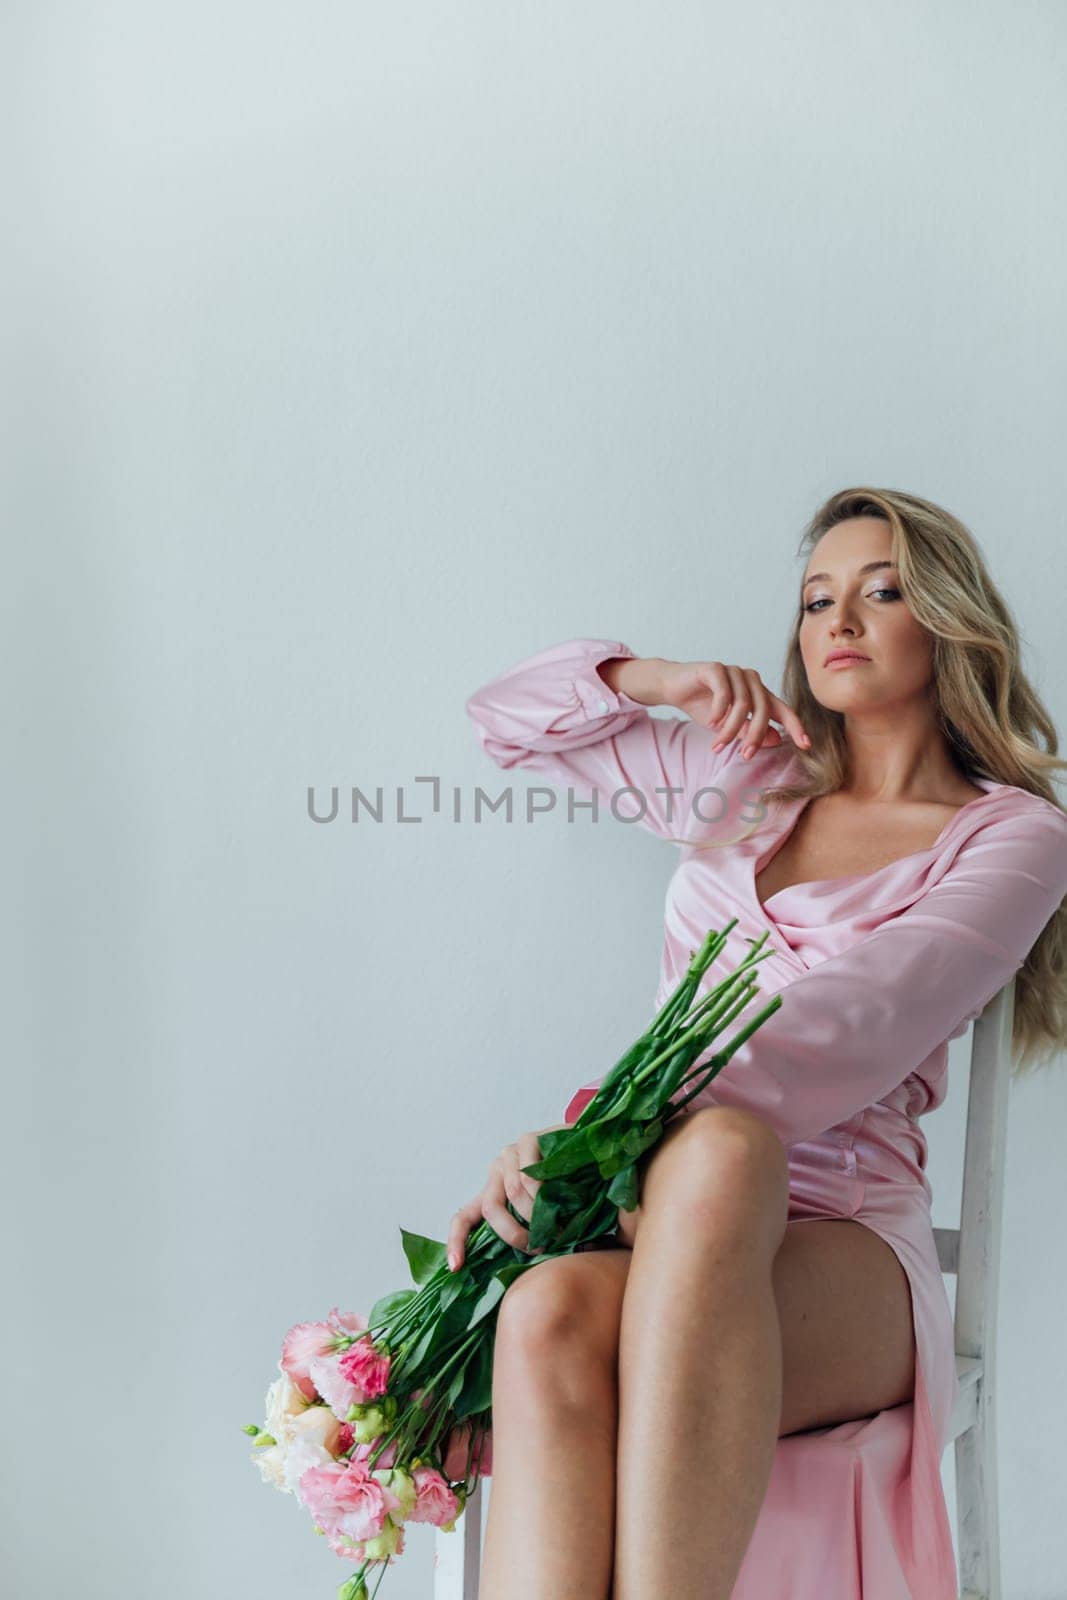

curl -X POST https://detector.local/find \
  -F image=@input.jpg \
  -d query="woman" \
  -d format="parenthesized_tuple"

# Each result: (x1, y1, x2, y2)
(450, 486, 1067, 1600)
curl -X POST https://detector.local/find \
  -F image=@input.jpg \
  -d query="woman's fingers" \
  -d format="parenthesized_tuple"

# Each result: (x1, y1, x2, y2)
(482, 1173, 532, 1253)
(697, 662, 733, 727)
(710, 665, 753, 749)
(700, 664, 811, 753)
(447, 1195, 484, 1270)
(448, 1135, 551, 1275)
(737, 668, 774, 752)
(766, 690, 811, 748)
(501, 1154, 534, 1226)
(515, 1132, 543, 1201)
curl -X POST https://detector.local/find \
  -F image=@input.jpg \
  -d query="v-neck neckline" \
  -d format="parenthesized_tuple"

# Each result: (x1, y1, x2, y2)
(752, 778, 1006, 914)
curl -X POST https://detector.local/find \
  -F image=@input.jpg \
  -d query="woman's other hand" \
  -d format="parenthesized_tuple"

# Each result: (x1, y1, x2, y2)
(659, 660, 811, 758)
(447, 1123, 568, 1271)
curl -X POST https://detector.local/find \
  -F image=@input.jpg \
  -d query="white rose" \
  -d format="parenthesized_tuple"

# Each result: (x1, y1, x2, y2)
(265, 1372, 311, 1438)
(252, 1441, 288, 1493)
(284, 1438, 337, 1503)
(253, 1372, 338, 1498)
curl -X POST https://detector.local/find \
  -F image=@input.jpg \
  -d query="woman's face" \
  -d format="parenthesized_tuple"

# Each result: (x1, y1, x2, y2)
(798, 517, 935, 715)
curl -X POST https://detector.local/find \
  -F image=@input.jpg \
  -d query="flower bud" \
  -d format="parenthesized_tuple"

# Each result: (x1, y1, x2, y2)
(337, 1575, 369, 1600)
(361, 1518, 402, 1560)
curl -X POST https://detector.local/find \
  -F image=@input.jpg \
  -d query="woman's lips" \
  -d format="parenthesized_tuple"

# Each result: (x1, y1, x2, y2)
(825, 654, 871, 670)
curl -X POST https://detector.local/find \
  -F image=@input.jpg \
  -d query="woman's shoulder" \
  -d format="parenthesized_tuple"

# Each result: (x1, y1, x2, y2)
(954, 782, 1067, 882)
(973, 779, 1067, 830)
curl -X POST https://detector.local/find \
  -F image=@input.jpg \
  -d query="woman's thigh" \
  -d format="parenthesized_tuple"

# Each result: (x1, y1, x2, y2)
(495, 1218, 915, 1438)
(772, 1216, 915, 1435)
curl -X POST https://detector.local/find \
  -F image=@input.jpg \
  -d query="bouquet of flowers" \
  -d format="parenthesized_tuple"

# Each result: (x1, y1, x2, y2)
(243, 919, 781, 1600)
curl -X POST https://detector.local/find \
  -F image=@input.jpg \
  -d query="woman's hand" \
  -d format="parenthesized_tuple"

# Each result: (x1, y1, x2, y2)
(658, 660, 811, 758)
(447, 1123, 568, 1271)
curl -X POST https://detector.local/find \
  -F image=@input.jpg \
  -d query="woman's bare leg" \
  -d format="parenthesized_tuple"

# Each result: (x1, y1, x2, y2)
(614, 1109, 790, 1600)
(477, 1245, 631, 1600)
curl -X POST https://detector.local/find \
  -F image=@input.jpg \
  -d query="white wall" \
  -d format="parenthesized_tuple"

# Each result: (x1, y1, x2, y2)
(6, 3, 1066, 1596)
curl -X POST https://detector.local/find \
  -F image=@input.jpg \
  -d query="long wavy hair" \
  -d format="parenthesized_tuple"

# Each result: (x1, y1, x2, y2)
(681, 486, 1067, 1077)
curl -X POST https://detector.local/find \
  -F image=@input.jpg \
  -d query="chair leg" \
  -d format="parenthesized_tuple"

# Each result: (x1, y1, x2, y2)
(433, 1477, 484, 1600)
(954, 1382, 1001, 1600)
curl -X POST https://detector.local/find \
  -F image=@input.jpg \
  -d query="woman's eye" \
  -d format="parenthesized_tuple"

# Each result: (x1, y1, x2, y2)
(803, 588, 900, 613)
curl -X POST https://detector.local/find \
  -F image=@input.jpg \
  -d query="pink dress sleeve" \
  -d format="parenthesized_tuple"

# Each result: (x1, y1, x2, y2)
(677, 801, 1067, 1148)
(465, 637, 742, 842)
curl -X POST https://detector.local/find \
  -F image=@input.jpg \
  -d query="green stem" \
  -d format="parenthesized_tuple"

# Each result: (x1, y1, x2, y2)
(668, 993, 784, 1113)
(572, 934, 772, 1131)
(630, 974, 756, 1083)
(580, 924, 738, 1116)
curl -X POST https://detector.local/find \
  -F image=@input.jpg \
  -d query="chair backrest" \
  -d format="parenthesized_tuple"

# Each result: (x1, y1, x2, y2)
(933, 978, 1015, 1599)
(932, 978, 1014, 1370)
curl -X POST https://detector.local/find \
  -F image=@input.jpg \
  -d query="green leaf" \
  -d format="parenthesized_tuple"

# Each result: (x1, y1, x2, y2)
(439, 1270, 469, 1310)
(465, 1259, 529, 1329)
(595, 1147, 633, 1178)
(438, 1284, 480, 1342)
(494, 1261, 530, 1291)
(536, 1127, 574, 1160)
(587, 1119, 625, 1164)
(368, 1288, 417, 1328)
(452, 1339, 494, 1418)
(607, 1163, 639, 1210)
(523, 1129, 593, 1179)
(401, 1228, 447, 1286)
(629, 1083, 665, 1120)
(468, 1275, 506, 1326)
(401, 1304, 441, 1371)
(623, 1120, 662, 1160)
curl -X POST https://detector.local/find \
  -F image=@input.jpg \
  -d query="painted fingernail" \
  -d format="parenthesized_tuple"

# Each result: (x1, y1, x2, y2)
(742, 744, 754, 759)
(447, 1251, 457, 1271)
(712, 740, 724, 752)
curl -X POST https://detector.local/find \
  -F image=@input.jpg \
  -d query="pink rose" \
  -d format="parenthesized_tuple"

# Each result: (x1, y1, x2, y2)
(299, 1458, 402, 1543)
(280, 1320, 340, 1402)
(408, 1465, 461, 1528)
(328, 1306, 370, 1336)
(325, 1519, 407, 1563)
(338, 1336, 392, 1399)
(305, 1351, 363, 1421)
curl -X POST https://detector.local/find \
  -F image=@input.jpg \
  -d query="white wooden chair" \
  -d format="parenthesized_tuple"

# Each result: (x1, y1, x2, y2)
(433, 979, 1015, 1600)
(937, 976, 1014, 1600)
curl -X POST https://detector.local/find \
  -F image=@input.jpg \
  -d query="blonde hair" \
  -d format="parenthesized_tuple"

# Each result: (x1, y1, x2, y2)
(676, 486, 1067, 1077)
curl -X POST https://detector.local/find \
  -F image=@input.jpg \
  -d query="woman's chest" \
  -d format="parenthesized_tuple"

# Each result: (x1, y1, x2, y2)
(753, 793, 970, 904)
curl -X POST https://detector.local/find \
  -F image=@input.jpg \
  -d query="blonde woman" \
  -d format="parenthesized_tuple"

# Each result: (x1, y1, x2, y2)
(453, 487, 1067, 1600)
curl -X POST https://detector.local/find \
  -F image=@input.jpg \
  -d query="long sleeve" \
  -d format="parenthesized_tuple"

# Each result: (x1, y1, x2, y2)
(673, 801, 1067, 1148)
(465, 637, 745, 843)
(563, 797, 1067, 1144)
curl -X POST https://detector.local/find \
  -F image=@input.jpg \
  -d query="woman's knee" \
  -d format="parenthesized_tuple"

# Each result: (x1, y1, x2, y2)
(639, 1107, 790, 1246)
(494, 1255, 623, 1392)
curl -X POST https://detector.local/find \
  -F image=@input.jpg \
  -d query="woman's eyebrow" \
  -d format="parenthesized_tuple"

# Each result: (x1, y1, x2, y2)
(801, 560, 898, 591)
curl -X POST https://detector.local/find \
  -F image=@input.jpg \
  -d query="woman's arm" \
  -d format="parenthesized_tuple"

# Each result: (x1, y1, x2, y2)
(595, 655, 668, 705)
(680, 799, 1067, 1147)
(564, 797, 1067, 1145)
(465, 637, 746, 842)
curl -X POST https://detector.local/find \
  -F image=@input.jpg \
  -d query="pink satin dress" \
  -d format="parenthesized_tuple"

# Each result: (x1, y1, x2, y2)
(465, 636, 1067, 1600)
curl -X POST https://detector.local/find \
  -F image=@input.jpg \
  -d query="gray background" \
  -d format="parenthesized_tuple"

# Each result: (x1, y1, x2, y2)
(6, 2, 1066, 1596)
